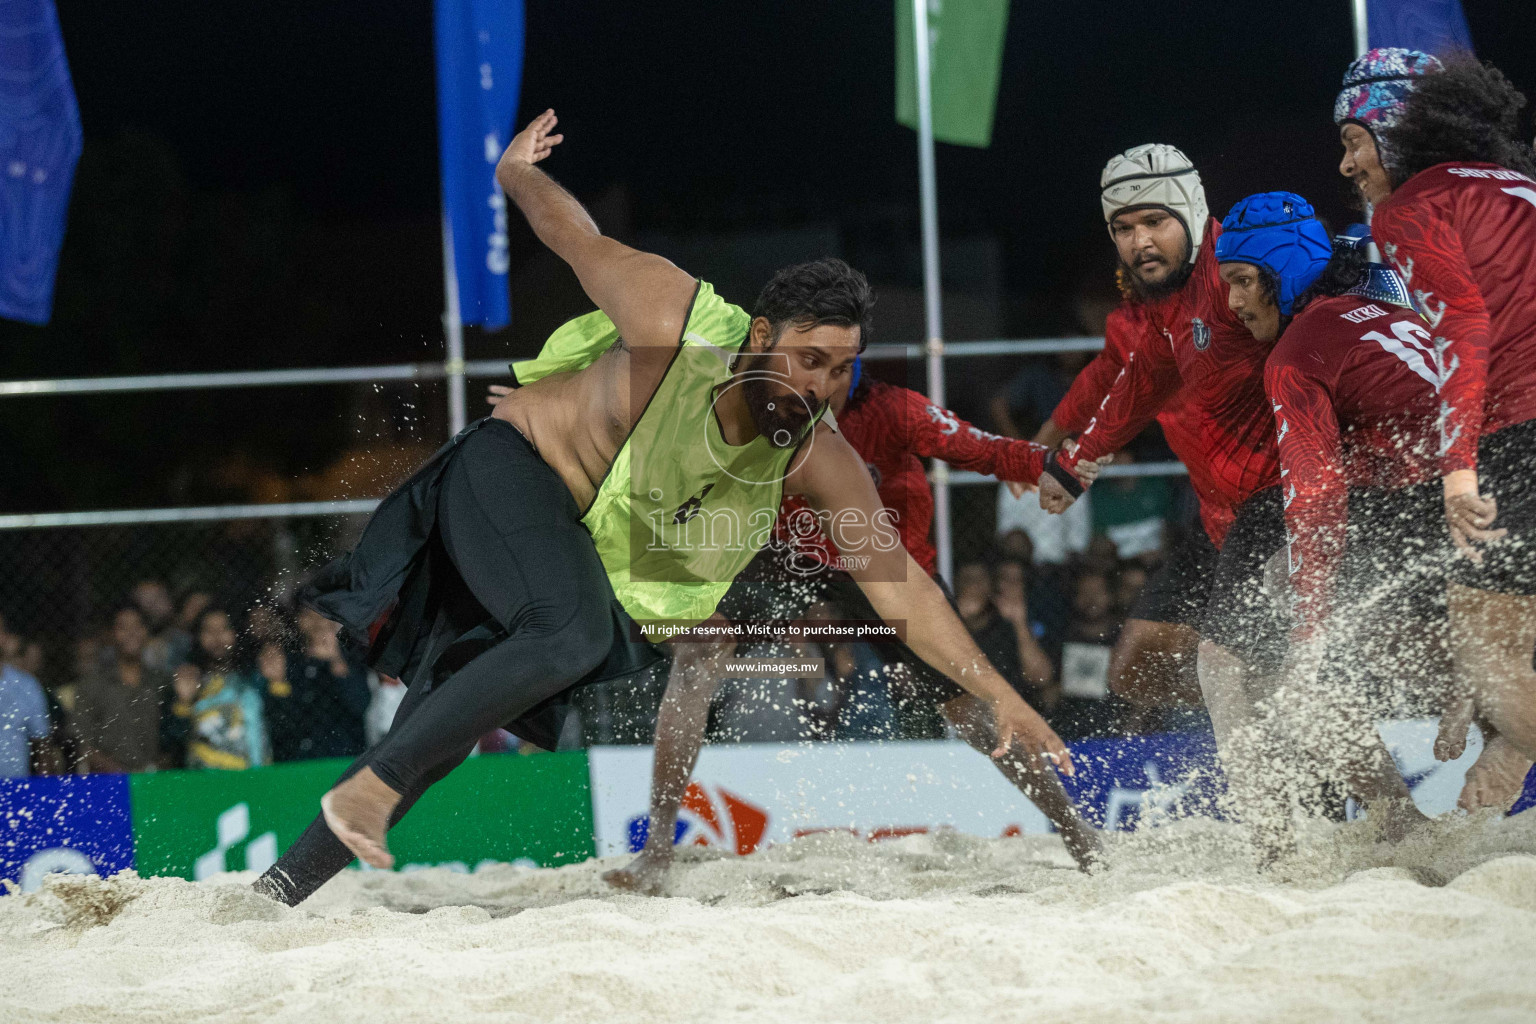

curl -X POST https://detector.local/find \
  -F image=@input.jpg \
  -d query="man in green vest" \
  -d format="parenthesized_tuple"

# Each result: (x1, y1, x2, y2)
(255, 111, 1071, 903)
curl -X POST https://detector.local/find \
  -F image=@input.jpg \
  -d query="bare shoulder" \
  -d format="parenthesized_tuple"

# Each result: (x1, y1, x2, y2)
(581, 238, 700, 352)
(786, 424, 873, 504)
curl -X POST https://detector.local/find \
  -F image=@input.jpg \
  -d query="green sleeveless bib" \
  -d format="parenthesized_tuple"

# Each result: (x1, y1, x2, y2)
(514, 281, 817, 628)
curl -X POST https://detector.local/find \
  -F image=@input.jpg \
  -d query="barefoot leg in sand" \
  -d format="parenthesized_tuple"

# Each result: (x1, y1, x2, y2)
(320, 767, 402, 870)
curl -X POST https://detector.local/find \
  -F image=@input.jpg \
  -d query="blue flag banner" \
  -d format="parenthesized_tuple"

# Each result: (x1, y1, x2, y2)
(1367, 0, 1473, 57)
(435, 0, 524, 330)
(0, 0, 82, 326)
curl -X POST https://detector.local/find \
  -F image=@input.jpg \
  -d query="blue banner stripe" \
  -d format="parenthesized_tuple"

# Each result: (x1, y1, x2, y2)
(435, 0, 524, 330)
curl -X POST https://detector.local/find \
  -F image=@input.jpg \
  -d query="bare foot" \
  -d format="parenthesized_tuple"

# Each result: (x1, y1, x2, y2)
(320, 767, 400, 870)
(1059, 822, 1105, 873)
(1458, 734, 1533, 814)
(601, 847, 674, 896)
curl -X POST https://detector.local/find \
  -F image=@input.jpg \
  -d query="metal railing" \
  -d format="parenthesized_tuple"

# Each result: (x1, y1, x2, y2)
(0, 336, 1186, 531)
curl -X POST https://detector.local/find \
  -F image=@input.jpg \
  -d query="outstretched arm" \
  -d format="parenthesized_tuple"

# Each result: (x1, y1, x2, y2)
(792, 426, 1072, 772)
(496, 111, 697, 351)
(895, 386, 1051, 483)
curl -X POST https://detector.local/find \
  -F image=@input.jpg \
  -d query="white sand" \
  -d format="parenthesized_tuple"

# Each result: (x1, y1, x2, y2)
(4, 814, 1536, 1024)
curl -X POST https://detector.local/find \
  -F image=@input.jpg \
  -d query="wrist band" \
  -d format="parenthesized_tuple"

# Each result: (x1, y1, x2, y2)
(1044, 452, 1085, 499)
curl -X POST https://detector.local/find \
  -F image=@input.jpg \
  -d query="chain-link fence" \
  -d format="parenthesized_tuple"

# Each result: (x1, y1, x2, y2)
(2, 341, 1207, 771)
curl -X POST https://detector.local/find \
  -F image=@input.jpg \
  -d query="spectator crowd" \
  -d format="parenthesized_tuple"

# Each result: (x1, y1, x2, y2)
(0, 581, 401, 779)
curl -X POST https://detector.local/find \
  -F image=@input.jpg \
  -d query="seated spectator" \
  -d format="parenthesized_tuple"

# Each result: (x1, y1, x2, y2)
(996, 480, 1091, 566)
(165, 589, 212, 670)
(71, 607, 175, 773)
(165, 607, 269, 771)
(0, 653, 50, 778)
(989, 352, 1092, 440)
(954, 562, 1056, 713)
(1056, 569, 1123, 740)
(1089, 454, 1173, 560)
(261, 607, 371, 762)
(131, 578, 189, 676)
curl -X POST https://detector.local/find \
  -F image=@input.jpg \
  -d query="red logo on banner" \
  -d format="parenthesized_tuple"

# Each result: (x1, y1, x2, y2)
(679, 783, 768, 856)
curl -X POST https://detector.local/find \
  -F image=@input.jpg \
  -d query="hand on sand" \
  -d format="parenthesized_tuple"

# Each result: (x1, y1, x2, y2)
(1457, 734, 1532, 813)
(320, 767, 401, 871)
(992, 696, 1072, 776)
(601, 848, 674, 896)
(1445, 487, 1504, 563)
(500, 109, 563, 172)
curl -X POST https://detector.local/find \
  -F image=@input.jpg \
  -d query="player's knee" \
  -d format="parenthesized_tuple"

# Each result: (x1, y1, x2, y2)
(524, 594, 613, 677)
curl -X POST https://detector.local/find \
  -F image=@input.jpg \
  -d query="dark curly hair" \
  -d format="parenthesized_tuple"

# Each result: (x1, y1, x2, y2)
(1290, 242, 1370, 317)
(1380, 54, 1536, 186)
(752, 257, 874, 352)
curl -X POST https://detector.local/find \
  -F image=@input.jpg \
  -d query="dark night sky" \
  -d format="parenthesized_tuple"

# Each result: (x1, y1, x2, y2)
(2, 0, 1533, 510)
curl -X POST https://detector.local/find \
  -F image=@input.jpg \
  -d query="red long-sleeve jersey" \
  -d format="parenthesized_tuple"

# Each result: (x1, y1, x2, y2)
(1265, 294, 1446, 642)
(1052, 300, 1233, 541)
(1056, 219, 1281, 546)
(779, 378, 1049, 576)
(1372, 162, 1536, 466)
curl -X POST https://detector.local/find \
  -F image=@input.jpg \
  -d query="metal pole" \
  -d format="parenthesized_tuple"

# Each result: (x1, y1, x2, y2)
(442, 210, 467, 435)
(1350, 0, 1383, 258)
(912, 0, 952, 583)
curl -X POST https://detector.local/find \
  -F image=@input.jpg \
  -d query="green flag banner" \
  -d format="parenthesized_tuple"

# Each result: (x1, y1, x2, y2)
(896, 0, 1011, 148)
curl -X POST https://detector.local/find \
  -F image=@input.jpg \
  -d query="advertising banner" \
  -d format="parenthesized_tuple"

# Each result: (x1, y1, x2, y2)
(0, 774, 134, 892)
(128, 751, 594, 880)
(588, 739, 1192, 858)
(590, 723, 1528, 860)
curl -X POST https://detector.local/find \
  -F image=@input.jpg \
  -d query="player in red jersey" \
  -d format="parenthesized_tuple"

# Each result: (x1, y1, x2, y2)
(1035, 151, 1299, 845)
(590, 366, 1104, 893)
(1035, 149, 1233, 726)
(1221, 200, 1442, 836)
(1336, 49, 1536, 811)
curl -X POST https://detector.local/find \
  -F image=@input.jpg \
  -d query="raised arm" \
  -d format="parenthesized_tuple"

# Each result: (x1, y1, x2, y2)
(1040, 327, 1182, 510)
(1045, 305, 1142, 439)
(496, 111, 697, 350)
(792, 425, 1071, 771)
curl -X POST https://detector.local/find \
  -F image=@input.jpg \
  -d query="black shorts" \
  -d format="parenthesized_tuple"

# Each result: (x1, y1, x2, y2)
(1129, 520, 1219, 627)
(713, 543, 964, 708)
(1455, 419, 1536, 596)
(1326, 481, 1453, 707)
(1199, 487, 1289, 673)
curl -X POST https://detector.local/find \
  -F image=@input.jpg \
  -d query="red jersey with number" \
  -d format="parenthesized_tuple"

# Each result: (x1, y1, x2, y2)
(1265, 295, 1445, 640)
(1052, 300, 1232, 541)
(778, 378, 1049, 575)
(1057, 219, 1280, 546)
(1372, 162, 1536, 464)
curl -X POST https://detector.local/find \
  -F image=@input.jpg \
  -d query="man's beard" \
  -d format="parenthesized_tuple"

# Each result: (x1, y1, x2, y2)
(740, 365, 816, 449)
(1119, 250, 1195, 301)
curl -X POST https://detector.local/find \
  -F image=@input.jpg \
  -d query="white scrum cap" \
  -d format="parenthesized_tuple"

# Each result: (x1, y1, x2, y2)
(1100, 144, 1208, 263)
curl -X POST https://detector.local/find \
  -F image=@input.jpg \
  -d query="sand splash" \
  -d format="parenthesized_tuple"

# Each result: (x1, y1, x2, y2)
(3, 814, 1534, 1024)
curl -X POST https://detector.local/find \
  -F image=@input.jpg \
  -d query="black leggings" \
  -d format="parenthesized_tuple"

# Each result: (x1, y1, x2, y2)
(257, 420, 615, 906)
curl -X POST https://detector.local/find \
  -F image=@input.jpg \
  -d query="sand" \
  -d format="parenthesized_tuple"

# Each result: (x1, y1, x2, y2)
(3, 814, 1535, 1024)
